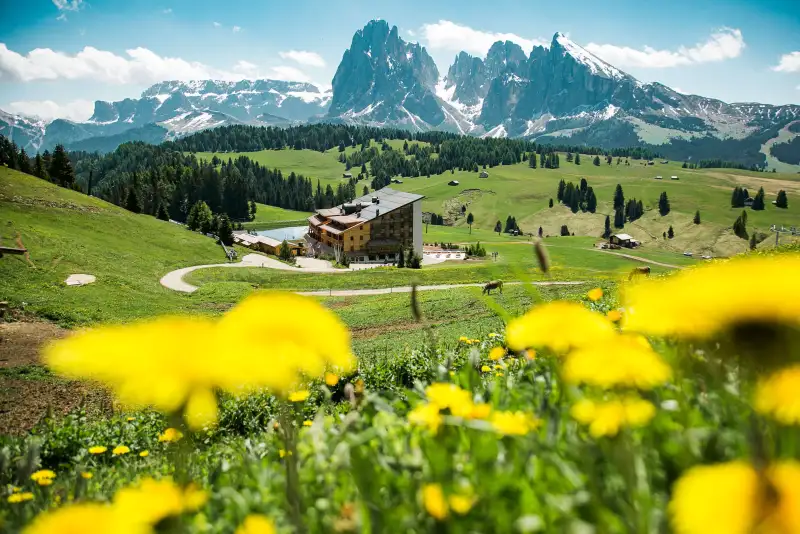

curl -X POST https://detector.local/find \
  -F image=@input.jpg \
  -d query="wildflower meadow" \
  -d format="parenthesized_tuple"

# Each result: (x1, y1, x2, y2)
(2, 250, 800, 533)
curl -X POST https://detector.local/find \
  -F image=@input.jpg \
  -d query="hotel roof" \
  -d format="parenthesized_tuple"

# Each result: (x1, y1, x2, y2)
(313, 187, 424, 224)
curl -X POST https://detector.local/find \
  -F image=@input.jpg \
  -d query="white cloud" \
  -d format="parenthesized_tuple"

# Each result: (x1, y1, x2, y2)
(162, 8, 173, 14)
(0, 43, 269, 84)
(278, 50, 326, 68)
(52, 0, 83, 11)
(56, 13, 68, 22)
(5, 99, 93, 122)
(585, 28, 745, 69)
(773, 51, 800, 73)
(232, 26, 242, 33)
(268, 65, 312, 83)
(419, 20, 546, 57)
(213, 21, 221, 27)
(406, 29, 416, 37)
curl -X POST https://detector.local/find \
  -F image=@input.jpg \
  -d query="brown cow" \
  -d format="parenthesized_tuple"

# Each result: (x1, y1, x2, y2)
(628, 266, 651, 280)
(482, 280, 504, 295)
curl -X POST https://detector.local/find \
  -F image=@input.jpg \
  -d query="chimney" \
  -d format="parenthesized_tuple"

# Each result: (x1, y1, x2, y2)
(372, 196, 379, 204)
(376, 209, 380, 216)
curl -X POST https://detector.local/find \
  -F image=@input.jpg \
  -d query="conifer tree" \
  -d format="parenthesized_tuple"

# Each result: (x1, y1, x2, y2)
(776, 190, 788, 209)
(752, 187, 766, 210)
(495, 221, 502, 235)
(557, 179, 566, 202)
(217, 214, 234, 245)
(33, 153, 46, 179)
(603, 215, 611, 238)
(667, 225, 674, 239)
(549, 198, 554, 208)
(749, 233, 757, 250)
(397, 248, 405, 268)
(733, 210, 749, 240)
(586, 187, 597, 213)
(125, 185, 141, 213)
(614, 207, 625, 228)
(693, 210, 701, 224)
(658, 191, 671, 216)
(538, 226, 543, 238)
(574, 153, 581, 165)
(593, 155, 600, 166)
(49, 144, 74, 188)
(467, 212, 474, 234)
(613, 184, 625, 211)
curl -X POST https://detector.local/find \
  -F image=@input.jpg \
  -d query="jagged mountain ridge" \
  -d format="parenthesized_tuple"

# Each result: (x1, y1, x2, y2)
(327, 23, 800, 167)
(1, 79, 331, 153)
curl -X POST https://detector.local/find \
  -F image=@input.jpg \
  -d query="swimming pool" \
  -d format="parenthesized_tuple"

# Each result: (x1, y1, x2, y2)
(256, 226, 308, 241)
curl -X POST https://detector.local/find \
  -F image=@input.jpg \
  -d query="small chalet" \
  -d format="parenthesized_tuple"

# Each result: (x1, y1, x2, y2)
(671, 175, 679, 180)
(655, 175, 663, 180)
(343, 172, 353, 178)
(744, 197, 754, 207)
(479, 171, 489, 178)
(610, 233, 640, 248)
(448, 180, 460, 186)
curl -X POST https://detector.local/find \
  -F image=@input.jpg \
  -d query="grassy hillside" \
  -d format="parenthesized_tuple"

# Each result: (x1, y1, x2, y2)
(243, 203, 311, 230)
(0, 168, 230, 325)
(196, 146, 799, 256)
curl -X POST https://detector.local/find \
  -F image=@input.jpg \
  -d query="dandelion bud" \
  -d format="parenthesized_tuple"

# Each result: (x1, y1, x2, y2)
(534, 240, 550, 273)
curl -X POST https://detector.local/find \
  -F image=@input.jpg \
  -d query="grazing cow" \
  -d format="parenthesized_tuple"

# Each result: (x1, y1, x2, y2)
(483, 280, 504, 295)
(628, 266, 651, 280)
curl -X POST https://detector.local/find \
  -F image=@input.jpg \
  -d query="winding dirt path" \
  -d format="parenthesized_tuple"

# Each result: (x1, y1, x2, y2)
(592, 249, 683, 269)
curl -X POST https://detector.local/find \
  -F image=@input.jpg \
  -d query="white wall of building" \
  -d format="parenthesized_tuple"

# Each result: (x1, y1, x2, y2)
(412, 199, 423, 256)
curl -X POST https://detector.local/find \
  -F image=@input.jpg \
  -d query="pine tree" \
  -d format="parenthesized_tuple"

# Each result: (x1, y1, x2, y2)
(569, 188, 579, 213)
(397, 248, 405, 268)
(658, 191, 671, 216)
(693, 210, 701, 224)
(218, 214, 234, 245)
(574, 153, 581, 165)
(603, 215, 611, 238)
(495, 220, 502, 235)
(49, 144, 74, 188)
(749, 233, 757, 250)
(667, 225, 674, 239)
(614, 207, 625, 228)
(733, 210, 749, 240)
(467, 212, 474, 233)
(586, 187, 597, 213)
(538, 226, 543, 238)
(18, 148, 31, 174)
(593, 155, 600, 166)
(187, 201, 212, 232)
(549, 198, 553, 208)
(560, 224, 570, 236)
(504, 215, 513, 233)
(613, 184, 625, 211)
(528, 154, 536, 168)
(731, 186, 745, 208)
(752, 187, 765, 210)
(124, 185, 141, 213)
(566, 152, 574, 162)
(557, 180, 566, 202)
(157, 202, 170, 221)
(776, 190, 788, 209)
(33, 153, 46, 179)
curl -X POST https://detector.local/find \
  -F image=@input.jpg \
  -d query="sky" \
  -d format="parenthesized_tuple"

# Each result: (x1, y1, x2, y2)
(0, 0, 798, 122)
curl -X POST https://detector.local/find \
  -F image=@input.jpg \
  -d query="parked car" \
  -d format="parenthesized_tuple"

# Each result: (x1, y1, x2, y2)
(683, 251, 693, 257)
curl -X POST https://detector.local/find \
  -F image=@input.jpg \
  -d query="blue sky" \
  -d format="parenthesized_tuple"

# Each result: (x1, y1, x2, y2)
(1, 0, 798, 121)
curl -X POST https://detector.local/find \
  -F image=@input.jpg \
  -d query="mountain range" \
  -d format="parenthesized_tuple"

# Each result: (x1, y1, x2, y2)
(1, 19, 798, 169)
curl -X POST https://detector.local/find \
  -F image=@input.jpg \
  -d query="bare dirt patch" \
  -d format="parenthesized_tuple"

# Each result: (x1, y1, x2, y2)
(0, 321, 67, 368)
(0, 321, 111, 435)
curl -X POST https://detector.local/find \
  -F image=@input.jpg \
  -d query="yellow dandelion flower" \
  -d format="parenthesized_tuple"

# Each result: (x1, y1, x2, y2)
(571, 397, 655, 438)
(755, 365, 800, 425)
(325, 372, 339, 386)
(8, 492, 34, 503)
(81, 472, 93, 480)
(471, 339, 481, 344)
(12, 486, 21, 493)
(425, 383, 473, 417)
(448, 370, 455, 377)
(88, 446, 107, 455)
(623, 255, 800, 338)
(139, 450, 149, 457)
(408, 403, 443, 433)
(448, 494, 475, 515)
(22, 503, 137, 534)
(587, 287, 603, 301)
(495, 372, 504, 377)
(30, 470, 55, 482)
(524, 349, 536, 361)
(126, 417, 135, 422)
(488, 332, 498, 338)
(607, 309, 622, 322)
(44, 293, 355, 431)
(562, 334, 672, 389)
(459, 336, 468, 342)
(468, 403, 492, 420)
(158, 428, 183, 443)
(235, 514, 276, 534)
(493, 364, 503, 370)
(506, 301, 616, 352)
(288, 390, 310, 402)
(490, 411, 541, 436)
(422, 483, 448, 520)
(669, 460, 800, 534)
(182, 484, 208, 511)
(114, 478, 183, 524)
(489, 347, 506, 361)
(480, 365, 491, 372)
(112, 445, 130, 456)
(279, 449, 286, 458)
(302, 420, 313, 427)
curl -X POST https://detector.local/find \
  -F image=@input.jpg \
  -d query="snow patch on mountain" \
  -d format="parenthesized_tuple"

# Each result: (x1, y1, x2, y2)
(553, 32, 624, 79)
